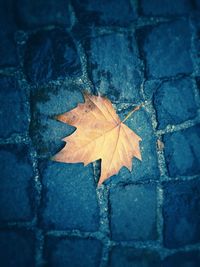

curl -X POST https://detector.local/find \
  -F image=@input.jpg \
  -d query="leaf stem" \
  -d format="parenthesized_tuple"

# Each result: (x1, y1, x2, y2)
(122, 103, 143, 123)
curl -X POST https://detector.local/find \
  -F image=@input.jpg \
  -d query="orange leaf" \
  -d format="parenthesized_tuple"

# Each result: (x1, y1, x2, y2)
(53, 92, 142, 186)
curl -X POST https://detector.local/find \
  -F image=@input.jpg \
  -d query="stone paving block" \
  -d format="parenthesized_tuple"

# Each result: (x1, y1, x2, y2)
(0, 144, 33, 222)
(30, 82, 84, 157)
(39, 160, 99, 231)
(44, 236, 102, 267)
(153, 78, 197, 129)
(163, 179, 200, 248)
(0, 75, 29, 138)
(144, 79, 162, 99)
(110, 184, 157, 241)
(163, 251, 200, 267)
(0, 0, 18, 66)
(72, 0, 137, 26)
(24, 28, 82, 85)
(0, 230, 35, 267)
(30, 114, 72, 157)
(163, 124, 200, 177)
(109, 247, 160, 267)
(17, 0, 71, 29)
(110, 109, 159, 184)
(137, 20, 193, 78)
(85, 33, 143, 102)
(139, 0, 193, 16)
(196, 77, 200, 89)
(193, 15, 200, 76)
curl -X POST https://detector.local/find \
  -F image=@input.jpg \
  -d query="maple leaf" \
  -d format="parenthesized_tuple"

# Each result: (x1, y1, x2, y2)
(53, 92, 142, 186)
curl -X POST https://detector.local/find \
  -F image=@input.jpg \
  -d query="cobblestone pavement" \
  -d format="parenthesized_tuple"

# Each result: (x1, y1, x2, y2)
(0, 0, 200, 266)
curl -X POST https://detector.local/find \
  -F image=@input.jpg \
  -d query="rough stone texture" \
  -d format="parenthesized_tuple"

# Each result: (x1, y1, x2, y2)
(163, 125, 200, 177)
(44, 237, 102, 267)
(139, 0, 194, 16)
(111, 109, 159, 184)
(0, 230, 35, 267)
(137, 20, 193, 78)
(39, 161, 99, 231)
(153, 78, 197, 129)
(0, 144, 33, 222)
(163, 179, 200, 248)
(163, 251, 200, 267)
(109, 247, 160, 267)
(110, 184, 157, 241)
(72, 0, 137, 26)
(85, 33, 143, 102)
(30, 82, 84, 157)
(17, 0, 71, 29)
(0, 0, 18, 66)
(197, 77, 200, 93)
(24, 28, 82, 85)
(193, 13, 200, 76)
(0, 75, 29, 138)
(1, 0, 200, 266)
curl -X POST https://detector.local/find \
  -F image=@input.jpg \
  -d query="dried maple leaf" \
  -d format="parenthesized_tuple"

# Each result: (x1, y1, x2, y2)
(53, 92, 142, 186)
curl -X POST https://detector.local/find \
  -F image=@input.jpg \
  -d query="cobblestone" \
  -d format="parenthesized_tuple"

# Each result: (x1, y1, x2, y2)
(44, 236, 102, 267)
(163, 124, 200, 177)
(110, 184, 157, 241)
(0, 144, 34, 222)
(39, 161, 99, 231)
(0, 0, 200, 266)
(163, 179, 200, 248)
(139, 0, 194, 16)
(153, 78, 197, 129)
(137, 20, 193, 78)
(0, 230, 35, 267)
(193, 13, 200, 76)
(24, 29, 82, 85)
(109, 247, 160, 267)
(163, 251, 200, 267)
(72, 0, 137, 26)
(0, 74, 29, 138)
(85, 33, 143, 102)
(17, 0, 71, 29)
(30, 82, 84, 157)
(0, 0, 18, 66)
(112, 109, 159, 184)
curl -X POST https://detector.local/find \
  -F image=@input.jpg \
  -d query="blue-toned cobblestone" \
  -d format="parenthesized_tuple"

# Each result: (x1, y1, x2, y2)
(17, 0, 71, 29)
(139, 0, 193, 16)
(72, 0, 137, 26)
(0, 144, 34, 222)
(44, 236, 102, 267)
(163, 124, 200, 177)
(24, 28, 82, 85)
(153, 78, 197, 129)
(163, 179, 200, 248)
(110, 184, 157, 241)
(0, 230, 35, 267)
(39, 161, 99, 231)
(85, 33, 143, 102)
(163, 251, 200, 267)
(109, 247, 160, 267)
(0, 75, 29, 138)
(0, 0, 18, 66)
(111, 109, 159, 184)
(0, 0, 200, 266)
(30, 82, 84, 157)
(194, 15, 200, 76)
(137, 20, 193, 78)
